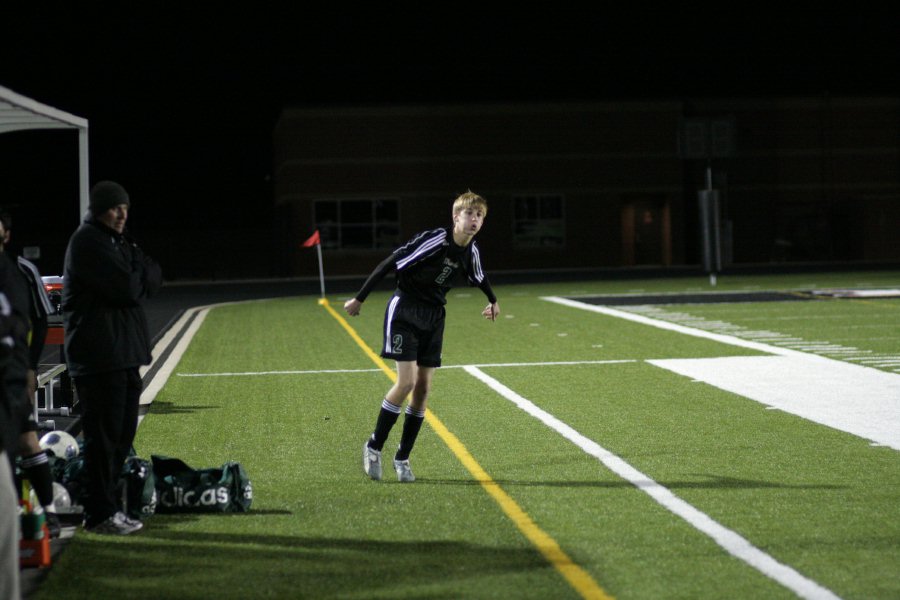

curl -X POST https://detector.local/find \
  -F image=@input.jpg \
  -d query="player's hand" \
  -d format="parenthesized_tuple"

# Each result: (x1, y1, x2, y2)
(482, 302, 499, 321)
(344, 298, 362, 316)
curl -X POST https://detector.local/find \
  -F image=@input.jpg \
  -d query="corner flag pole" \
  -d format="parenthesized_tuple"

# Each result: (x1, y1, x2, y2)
(302, 230, 325, 298)
(315, 242, 325, 298)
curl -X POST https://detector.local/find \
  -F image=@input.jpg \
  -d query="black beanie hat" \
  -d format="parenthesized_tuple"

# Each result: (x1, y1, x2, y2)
(89, 181, 130, 215)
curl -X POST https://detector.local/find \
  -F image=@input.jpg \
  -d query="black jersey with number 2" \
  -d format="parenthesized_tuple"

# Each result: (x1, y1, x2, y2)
(354, 227, 496, 306)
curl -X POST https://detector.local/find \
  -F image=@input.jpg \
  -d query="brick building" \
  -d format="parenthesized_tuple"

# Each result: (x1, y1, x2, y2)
(273, 97, 900, 278)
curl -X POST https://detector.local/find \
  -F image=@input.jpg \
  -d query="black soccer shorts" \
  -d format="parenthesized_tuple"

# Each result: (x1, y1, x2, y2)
(381, 294, 446, 367)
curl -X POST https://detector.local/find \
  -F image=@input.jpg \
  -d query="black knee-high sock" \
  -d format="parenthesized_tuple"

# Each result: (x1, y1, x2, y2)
(368, 399, 401, 451)
(21, 451, 54, 509)
(395, 406, 426, 461)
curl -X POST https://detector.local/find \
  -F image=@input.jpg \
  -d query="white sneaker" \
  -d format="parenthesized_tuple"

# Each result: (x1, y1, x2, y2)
(393, 459, 415, 483)
(121, 513, 143, 529)
(86, 511, 143, 535)
(363, 443, 382, 480)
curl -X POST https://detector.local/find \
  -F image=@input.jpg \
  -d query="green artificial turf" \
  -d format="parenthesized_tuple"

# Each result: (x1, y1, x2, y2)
(33, 271, 900, 599)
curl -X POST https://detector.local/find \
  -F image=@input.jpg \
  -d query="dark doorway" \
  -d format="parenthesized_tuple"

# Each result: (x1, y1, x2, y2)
(621, 196, 671, 266)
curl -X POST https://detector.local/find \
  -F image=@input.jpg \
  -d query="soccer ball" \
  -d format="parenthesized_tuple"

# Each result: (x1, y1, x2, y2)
(39, 430, 80, 460)
(29, 482, 72, 513)
(51, 482, 72, 511)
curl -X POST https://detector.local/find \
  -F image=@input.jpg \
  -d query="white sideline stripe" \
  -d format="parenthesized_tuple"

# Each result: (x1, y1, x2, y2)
(139, 298, 278, 407)
(464, 365, 841, 600)
(140, 324, 179, 381)
(176, 359, 638, 378)
(141, 307, 210, 407)
(542, 296, 806, 357)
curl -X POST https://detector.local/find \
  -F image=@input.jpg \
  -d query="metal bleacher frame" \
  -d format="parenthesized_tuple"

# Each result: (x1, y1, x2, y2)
(34, 318, 74, 430)
(34, 362, 70, 422)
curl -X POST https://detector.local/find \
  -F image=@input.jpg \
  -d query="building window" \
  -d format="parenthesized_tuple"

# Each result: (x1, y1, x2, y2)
(314, 198, 400, 249)
(513, 194, 565, 247)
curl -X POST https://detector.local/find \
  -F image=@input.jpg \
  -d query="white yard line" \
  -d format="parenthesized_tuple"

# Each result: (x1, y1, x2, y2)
(176, 359, 638, 377)
(446, 359, 636, 368)
(543, 296, 900, 452)
(178, 368, 386, 377)
(463, 365, 841, 600)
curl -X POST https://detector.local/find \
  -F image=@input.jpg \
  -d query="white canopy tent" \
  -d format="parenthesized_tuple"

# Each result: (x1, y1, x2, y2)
(0, 84, 89, 217)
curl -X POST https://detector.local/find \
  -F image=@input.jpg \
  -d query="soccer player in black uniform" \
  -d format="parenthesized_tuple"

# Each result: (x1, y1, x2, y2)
(0, 208, 61, 537)
(344, 191, 499, 482)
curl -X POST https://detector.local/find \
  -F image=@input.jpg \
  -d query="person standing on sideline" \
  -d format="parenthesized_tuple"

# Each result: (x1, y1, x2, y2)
(344, 191, 500, 483)
(62, 181, 162, 534)
(0, 278, 23, 600)
(0, 208, 61, 537)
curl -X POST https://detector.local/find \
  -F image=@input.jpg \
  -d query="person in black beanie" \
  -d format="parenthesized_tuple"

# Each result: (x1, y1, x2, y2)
(62, 180, 162, 534)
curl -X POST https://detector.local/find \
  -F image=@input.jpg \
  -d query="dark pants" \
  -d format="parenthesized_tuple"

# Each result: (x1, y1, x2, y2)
(75, 368, 142, 526)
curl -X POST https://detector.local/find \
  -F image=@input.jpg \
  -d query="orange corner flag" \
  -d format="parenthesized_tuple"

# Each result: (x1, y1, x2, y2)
(302, 230, 321, 248)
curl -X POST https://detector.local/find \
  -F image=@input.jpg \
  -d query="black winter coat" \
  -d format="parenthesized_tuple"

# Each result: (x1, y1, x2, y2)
(62, 217, 162, 377)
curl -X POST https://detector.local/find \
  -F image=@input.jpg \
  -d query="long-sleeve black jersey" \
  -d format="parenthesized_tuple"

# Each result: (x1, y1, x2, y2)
(17, 256, 51, 370)
(355, 227, 497, 306)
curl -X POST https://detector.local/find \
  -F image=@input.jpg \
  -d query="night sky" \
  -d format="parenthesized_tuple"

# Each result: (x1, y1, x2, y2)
(1, 6, 897, 267)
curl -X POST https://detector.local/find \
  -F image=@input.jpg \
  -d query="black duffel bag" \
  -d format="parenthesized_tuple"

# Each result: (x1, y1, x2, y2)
(151, 455, 253, 513)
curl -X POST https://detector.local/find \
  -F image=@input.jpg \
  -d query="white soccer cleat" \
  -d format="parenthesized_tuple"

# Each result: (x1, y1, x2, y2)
(393, 459, 415, 483)
(363, 443, 382, 480)
(85, 511, 143, 535)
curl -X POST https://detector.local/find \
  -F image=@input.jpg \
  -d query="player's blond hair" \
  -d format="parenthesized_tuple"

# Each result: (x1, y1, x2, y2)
(452, 190, 488, 218)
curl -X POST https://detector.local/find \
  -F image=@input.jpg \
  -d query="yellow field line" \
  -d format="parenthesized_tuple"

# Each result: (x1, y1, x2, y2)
(319, 297, 612, 600)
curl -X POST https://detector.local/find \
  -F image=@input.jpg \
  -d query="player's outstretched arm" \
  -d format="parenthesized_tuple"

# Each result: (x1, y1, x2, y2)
(344, 298, 362, 316)
(482, 301, 499, 321)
